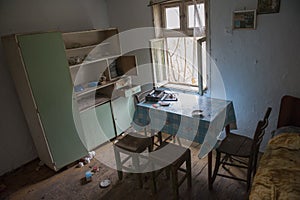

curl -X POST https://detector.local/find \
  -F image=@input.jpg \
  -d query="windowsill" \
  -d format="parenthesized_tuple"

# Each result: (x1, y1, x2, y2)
(161, 83, 199, 94)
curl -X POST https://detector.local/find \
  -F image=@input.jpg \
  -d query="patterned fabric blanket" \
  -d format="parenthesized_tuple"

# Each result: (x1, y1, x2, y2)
(249, 133, 300, 200)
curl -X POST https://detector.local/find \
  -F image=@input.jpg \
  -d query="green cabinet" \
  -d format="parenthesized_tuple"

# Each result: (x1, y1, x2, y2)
(2, 32, 88, 170)
(80, 102, 115, 151)
(2, 29, 139, 171)
(111, 96, 135, 135)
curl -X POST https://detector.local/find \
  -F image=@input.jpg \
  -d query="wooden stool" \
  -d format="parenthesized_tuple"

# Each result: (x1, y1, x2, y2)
(113, 132, 153, 188)
(150, 142, 192, 199)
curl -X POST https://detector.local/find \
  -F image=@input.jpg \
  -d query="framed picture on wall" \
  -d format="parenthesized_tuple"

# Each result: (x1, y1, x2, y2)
(257, 0, 281, 14)
(233, 10, 256, 30)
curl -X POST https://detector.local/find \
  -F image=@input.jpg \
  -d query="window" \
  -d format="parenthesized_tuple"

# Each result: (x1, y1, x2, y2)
(165, 6, 180, 29)
(151, 0, 208, 94)
(187, 3, 205, 28)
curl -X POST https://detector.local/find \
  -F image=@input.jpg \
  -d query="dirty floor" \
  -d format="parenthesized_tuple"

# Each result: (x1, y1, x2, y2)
(1, 142, 250, 200)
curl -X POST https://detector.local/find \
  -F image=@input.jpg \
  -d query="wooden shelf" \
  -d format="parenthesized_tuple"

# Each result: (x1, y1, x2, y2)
(65, 42, 110, 51)
(75, 79, 119, 97)
(62, 28, 118, 48)
(65, 44, 97, 51)
(69, 54, 121, 69)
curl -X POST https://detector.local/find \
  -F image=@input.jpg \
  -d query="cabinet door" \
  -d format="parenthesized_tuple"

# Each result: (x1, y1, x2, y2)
(17, 33, 87, 169)
(80, 103, 116, 150)
(111, 96, 135, 135)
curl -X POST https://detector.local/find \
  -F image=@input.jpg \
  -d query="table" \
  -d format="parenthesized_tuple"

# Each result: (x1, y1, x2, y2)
(133, 92, 236, 189)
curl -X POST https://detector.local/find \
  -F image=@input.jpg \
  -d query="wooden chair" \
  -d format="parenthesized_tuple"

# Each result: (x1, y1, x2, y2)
(113, 132, 153, 188)
(212, 107, 272, 190)
(112, 89, 160, 188)
(134, 89, 173, 147)
(277, 95, 300, 128)
(149, 142, 192, 199)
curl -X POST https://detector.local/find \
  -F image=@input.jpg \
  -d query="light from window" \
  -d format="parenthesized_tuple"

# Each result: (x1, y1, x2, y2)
(166, 37, 199, 86)
(201, 41, 207, 89)
(188, 3, 205, 28)
(165, 6, 180, 29)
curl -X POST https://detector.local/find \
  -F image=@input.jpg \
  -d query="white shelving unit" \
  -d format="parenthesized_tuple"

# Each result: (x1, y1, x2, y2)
(62, 28, 141, 151)
(62, 28, 139, 112)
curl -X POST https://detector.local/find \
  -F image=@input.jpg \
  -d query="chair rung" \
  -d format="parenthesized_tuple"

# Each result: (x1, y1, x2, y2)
(178, 168, 187, 173)
(121, 155, 132, 165)
(217, 173, 247, 182)
(178, 174, 188, 186)
(229, 156, 248, 165)
(122, 166, 134, 171)
(221, 161, 248, 169)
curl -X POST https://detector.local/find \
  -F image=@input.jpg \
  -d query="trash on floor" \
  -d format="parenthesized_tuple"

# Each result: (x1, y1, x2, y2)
(99, 179, 111, 188)
(85, 171, 93, 182)
(35, 160, 45, 171)
(77, 162, 84, 168)
(91, 166, 99, 173)
(80, 170, 94, 185)
(77, 151, 97, 168)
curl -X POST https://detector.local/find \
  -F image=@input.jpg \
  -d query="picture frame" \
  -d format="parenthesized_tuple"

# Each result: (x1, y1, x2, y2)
(233, 10, 257, 30)
(257, 0, 281, 14)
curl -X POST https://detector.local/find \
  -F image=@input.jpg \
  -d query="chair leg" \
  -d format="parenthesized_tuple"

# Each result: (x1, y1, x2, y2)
(148, 143, 153, 152)
(212, 151, 221, 183)
(132, 154, 143, 188)
(165, 167, 171, 180)
(150, 171, 157, 194)
(171, 166, 179, 200)
(157, 131, 163, 145)
(172, 136, 176, 143)
(113, 146, 123, 180)
(186, 150, 192, 189)
(253, 153, 258, 176)
(246, 157, 254, 191)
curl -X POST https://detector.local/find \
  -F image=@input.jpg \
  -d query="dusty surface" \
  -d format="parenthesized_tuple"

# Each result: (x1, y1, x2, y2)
(1, 142, 249, 200)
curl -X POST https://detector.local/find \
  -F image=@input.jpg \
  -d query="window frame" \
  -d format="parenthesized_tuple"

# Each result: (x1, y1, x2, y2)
(185, 1, 206, 36)
(160, 0, 206, 37)
(161, 2, 182, 31)
(151, 0, 210, 95)
(161, 2, 184, 37)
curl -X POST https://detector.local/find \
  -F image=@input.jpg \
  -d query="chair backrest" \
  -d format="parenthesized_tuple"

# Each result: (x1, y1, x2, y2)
(251, 107, 272, 156)
(133, 89, 153, 129)
(277, 95, 300, 128)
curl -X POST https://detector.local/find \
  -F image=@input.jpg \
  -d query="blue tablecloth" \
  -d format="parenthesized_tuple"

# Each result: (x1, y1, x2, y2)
(133, 92, 236, 158)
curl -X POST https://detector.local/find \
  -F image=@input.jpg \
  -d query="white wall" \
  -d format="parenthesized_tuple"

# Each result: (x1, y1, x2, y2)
(0, 0, 109, 175)
(106, 0, 154, 88)
(107, 0, 300, 150)
(107, 0, 153, 32)
(210, 0, 300, 149)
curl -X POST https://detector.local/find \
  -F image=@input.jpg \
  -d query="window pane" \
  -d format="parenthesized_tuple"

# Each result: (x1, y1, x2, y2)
(165, 7, 180, 29)
(188, 3, 205, 28)
(201, 41, 207, 89)
(166, 37, 198, 86)
(150, 39, 168, 87)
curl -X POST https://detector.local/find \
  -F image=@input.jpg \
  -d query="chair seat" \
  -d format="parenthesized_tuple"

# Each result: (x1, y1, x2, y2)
(150, 142, 187, 166)
(217, 133, 253, 157)
(114, 133, 152, 153)
(149, 142, 192, 199)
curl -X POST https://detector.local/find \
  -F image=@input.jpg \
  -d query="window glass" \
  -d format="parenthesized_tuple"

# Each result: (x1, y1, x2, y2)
(166, 37, 198, 86)
(188, 3, 205, 28)
(201, 41, 207, 89)
(152, 1, 208, 93)
(165, 6, 180, 29)
(150, 39, 168, 87)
